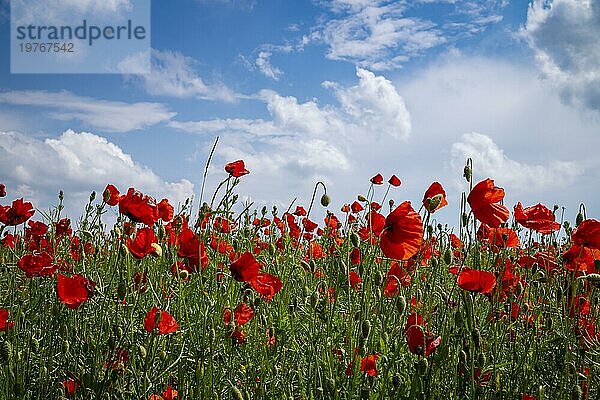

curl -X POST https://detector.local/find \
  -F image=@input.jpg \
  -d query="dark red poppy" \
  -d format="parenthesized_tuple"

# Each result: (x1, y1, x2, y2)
(360, 354, 379, 376)
(177, 227, 209, 271)
(25, 220, 49, 239)
(0, 308, 14, 331)
(467, 179, 509, 228)
(302, 218, 318, 232)
(422, 182, 448, 213)
(230, 252, 261, 282)
(457, 268, 496, 294)
(379, 201, 423, 261)
(0, 184, 5, 197)
(562, 244, 597, 273)
(0, 198, 35, 226)
(133, 271, 148, 293)
(126, 227, 158, 259)
(405, 325, 441, 357)
(144, 306, 178, 335)
(223, 302, 255, 326)
(103, 184, 120, 206)
(350, 248, 361, 265)
(351, 201, 364, 213)
(571, 219, 600, 250)
(54, 218, 72, 238)
(118, 188, 159, 226)
(349, 270, 362, 290)
(250, 273, 283, 301)
(225, 160, 249, 178)
(62, 379, 80, 397)
(293, 206, 307, 216)
(370, 173, 384, 185)
(388, 175, 401, 187)
(17, 252, 57, 278)
(514, 202, 560, 234)
(157, 199, 174, 222)
(57, 274, 96, 309)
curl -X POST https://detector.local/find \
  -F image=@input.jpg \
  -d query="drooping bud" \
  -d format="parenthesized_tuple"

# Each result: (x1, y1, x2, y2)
(361, 320, 371, 339)
(357, 194, 367, 202)
(463, 164, 472, 182)
(320, 194, 331, 207)
(350, 232, 360, 248)
(443, 248, 452, 265)
(151, 243, 163, 257)
(397, 295, 407, 315)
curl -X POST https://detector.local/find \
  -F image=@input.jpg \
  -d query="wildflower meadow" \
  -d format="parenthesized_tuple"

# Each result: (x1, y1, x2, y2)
(0, 157, 598, 400)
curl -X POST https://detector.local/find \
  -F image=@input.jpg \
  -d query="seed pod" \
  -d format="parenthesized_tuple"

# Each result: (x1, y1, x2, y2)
(444, 249, 452, 265)
(137, 344, 147, 359)
(117, 282, 127, 301)
(417, 358, 428, 375)
(397, 296, 407, 315)
(392, 373, 402, 387)
(320, 194, 330, 207)
(361, 320, 371, 339)
(357, 194, 367, 202)
(0, 340, 12, 362)
(350, 232, 360, 248)
(472, 328, 482, 349)
(231, 386, 245, 400)
(463, 164, 472, 182)
(576, 213, 584, 227)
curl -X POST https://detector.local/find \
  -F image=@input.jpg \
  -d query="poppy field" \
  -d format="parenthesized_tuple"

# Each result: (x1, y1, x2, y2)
(0, 159, 599, 400)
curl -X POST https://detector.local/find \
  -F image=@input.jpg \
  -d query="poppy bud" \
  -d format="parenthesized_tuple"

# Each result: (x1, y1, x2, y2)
(571, 383, 582, 400)
(478, 353, 486, 367)
(361, 320, 371, 339)
(300, 260, 311, 272)
(463, 164, 472, 182)
(397, 296, 406, 315)
(325, 378, 336, 394)
(321, 194, 330, 207)
(427, 225, 434, 236)
(459, 349, 468, 368)
(158, 350, 167, 360)
(392, 373, 402, 387)
(114, 227, 122, 237)
(120, 243, 129, 257)
(461, 212, 469, 227)
(350, 232, 360, 248)
(268, 243, 276, 255)
(472, 328, 481, 349)
(389, 199, 394, 208)
(179, 269, 190, 281)
(417, 358, 428, 375)
(443, 248, 452, 265)
(357, 194, 367, 202)
(117, 282, 127, 301)
(151, 243, 163, 257)
(425, 194, 443, 213)
(0, 340, 12, 362)
(309, 259, 317, 273)
(585, 273, 600, 284)
(62, 339, 70, 353)
(89, 191, 96, 202)
(360, 386, 370, 399)
(231, 386, 245, 400)
(59, 190, 64, 201)
(30, 337, 39, 354)
(576, 212, 584, 227)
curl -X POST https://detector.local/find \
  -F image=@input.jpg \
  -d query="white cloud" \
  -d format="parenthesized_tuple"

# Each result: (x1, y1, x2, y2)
(523, 0, 600, 111)
(0, 90, 175, 132)
(125, 49, 239, 102)
(451, 132, 582, 190)
(255, 51, 283, 80)
(0, 129, 194, 217)
(13, 0, 133, 25)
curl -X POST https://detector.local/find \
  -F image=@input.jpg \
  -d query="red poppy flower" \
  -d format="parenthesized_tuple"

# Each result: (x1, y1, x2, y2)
(486, 227, 520, 249)
(57, 274, 96, 309)
(225, 160, 249, 178)
(144, 306, 178, 335)
(370, 173, 384, 185)
(118, 188, 159, 226)
(0, 308, 14, 331)
(571, 219, 600, 250)
(383, 261, 411, 297)
(457, 269, 496, 294)
(360, 354, 379, 376)
(177, 228, 209, 271)
(157, 199, 174, 222)
(127, 227, 158, 259)
(250, 273, 283, 301)
(367, 210, 386, 237)
(25, 220, 49, 239)
(62, 379, 80, 397)
(514, 202, 560, 234)
(17, 252, 57, 278)
(0, 198, 35, 226)
(379, 201, 423, 261)
(103, 184, 120, 206)
(349, 270, 362, 290)
(405, 325, 441, 357)
(467, 179, 509, 228)
(223, 302, 255, 326)
(230, 252, 261, 282)
(350, 248, 361, 265)
(54, 218, 72, 238)
(293, 206, 307, 216)
(388, 175, 401, 187)
(0, 184, 5, 197)
(350, 201, 364, 213)
(422, 182, 448, 213)
(562, 244, 597, 273)
(302, 218, 318, 232)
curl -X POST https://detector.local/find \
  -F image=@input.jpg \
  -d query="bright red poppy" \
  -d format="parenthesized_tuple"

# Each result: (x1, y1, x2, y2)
(486, 227, 520, 249)
(17, 252, 57, 278)
(571, 219, 600, 250)
(250, 273, 283, 301)
(103, 184, 120, 206)
(457, 268, 496, 294)
(0, 198, 35, 226)
(293, 206, 307, 216)
(360, 354, 379, 376)
(351, 201, 364, 213)
(514, 202, 560, 234)
(157, 199, 174, 222)
(225, 160, 249, 178)
(177, 227, 209, 271)
(223, 302, 255, 326)
(370, 173, 384, 185)
(230, 252, 261, 282)
(388, 175, 401, 187)
(405, 325, 442, 357)
(383, 261, 411, 297)
(62, 379, 80, 397)
(349, 270, 362, 290)
(422, 182, 448, 213)
(118, 188, 159, 226)
(127, 227, 158, 259)
(0, 308, 14, 331)
(144, 306, 178, 335)
(57, 274, 96, 309)
(467, 179, 509, 228)
(54, 218, 72, 238)
(379, 201, 423, 261)
(149, 385, 178, 400)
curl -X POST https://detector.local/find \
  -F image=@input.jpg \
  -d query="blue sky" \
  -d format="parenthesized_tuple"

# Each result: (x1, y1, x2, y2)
(1, 0, 599, 226)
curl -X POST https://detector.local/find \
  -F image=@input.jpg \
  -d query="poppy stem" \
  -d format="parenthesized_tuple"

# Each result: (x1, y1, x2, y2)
(199, 136, 219, 207)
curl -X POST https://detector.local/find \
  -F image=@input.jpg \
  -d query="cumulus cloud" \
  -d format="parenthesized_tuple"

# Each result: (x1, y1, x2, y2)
(451, 132, 582, 190)
(0, 129, 194, 217)
(255, 51, 283, 80)
(523, 0, 600, 111)
(124, 49, 239, 102)
(0, 90, 175, 133)
(12, 0, 133, 25)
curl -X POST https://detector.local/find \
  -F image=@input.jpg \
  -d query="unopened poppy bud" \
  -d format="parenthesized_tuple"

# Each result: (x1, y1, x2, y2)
(300, 260, 311, 272)
(443, 249, 452, 265)
(117, 282, 127, 301)
(576, 212, 584, 227)
(137, 344, 147, 359)
(158, 350, 167, 360)
(463, 164, 472, 182)
(320, 194, 330, 207)
(571, 382, 583, 400)
(392, 373, 402, 387)
(427, 225, 434, 236)
(389, 199, 394, 208)
(472, 328, 481, 349)
(89, 191, 96, 202)
(0, 340, 12, 362)
(417, 358, 428, 375)
(454, 310, 464, 327)
(361, 320, 371, 339)
(179, 269, 190, 281)
(357, 194, 367, 202)
(325, 378, 336, 394)
(462, 212, 469, 226)
(350, 232, 360, 248)
(360, 386, 370, 399)
(459, 349, 468, 367)
(59, 190, 64, 201)
(309, 259, 317, 273)
(120, 243, 129, 257)
(151, 243, 162, 257)
(114, 226, 122, 237)
(397, 295, 406, 315)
